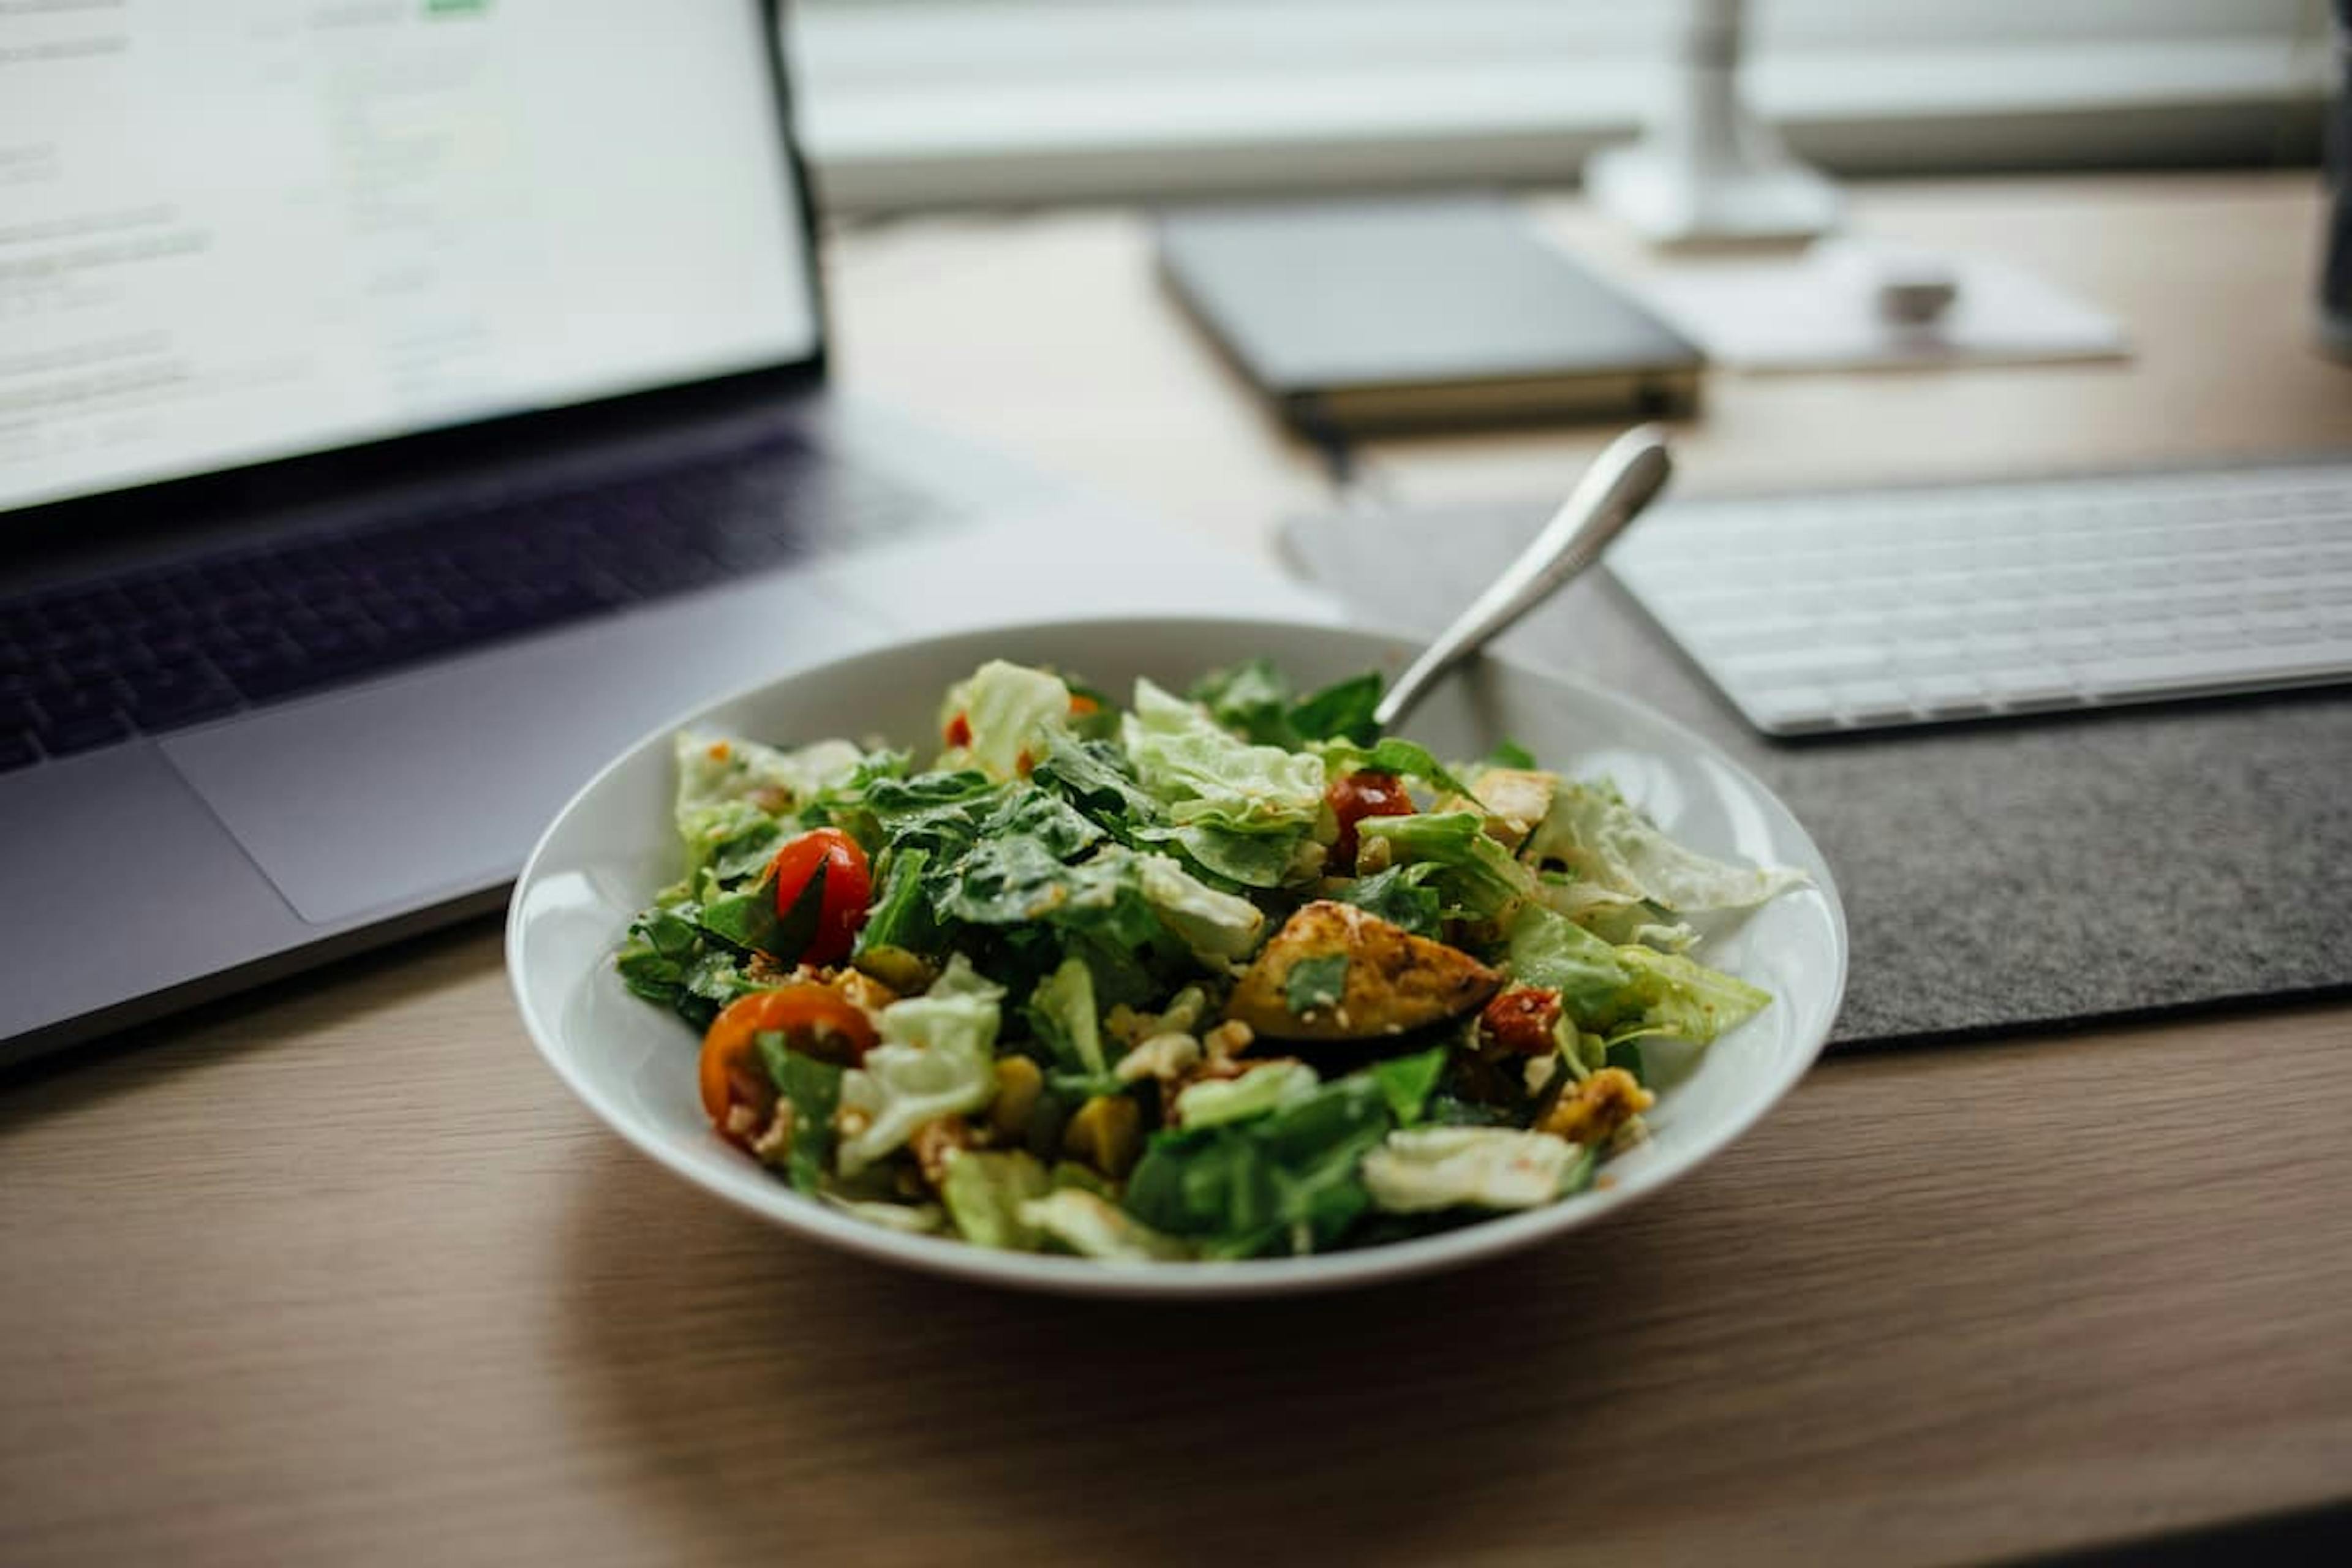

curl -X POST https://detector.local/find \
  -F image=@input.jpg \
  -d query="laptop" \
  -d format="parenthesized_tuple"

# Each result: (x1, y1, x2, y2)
(0, 1, 1321, 1065)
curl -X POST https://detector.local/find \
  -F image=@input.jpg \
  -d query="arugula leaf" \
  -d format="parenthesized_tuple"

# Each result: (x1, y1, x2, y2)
(1287, 671, 1384, 745)
(1332, 862, 1445, 938)
(1284, 952, 1349, 1016)
(1368, 1047, 1448, 1126)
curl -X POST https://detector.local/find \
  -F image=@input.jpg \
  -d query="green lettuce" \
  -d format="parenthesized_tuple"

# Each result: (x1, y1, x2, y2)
(1124, 1076, 1392, 1256)
(940, 1150, 1055, 1249)
(1121, 679, 1325, 834)
(940, 659, 1073, 782)
(1355, 811, 1537, 918)
(1360, 1128, 1588, 1212)
(1019, 1190, 1193, 1261)
(836, 957, 1005, 1174)
(1526, 780, 1807, 914)
(1188, 658, 1385, 747)
(1173, 1060, 1321, 1129)
(1506, 904, 1768, 1045)
(1026, 957, 1106, 1075)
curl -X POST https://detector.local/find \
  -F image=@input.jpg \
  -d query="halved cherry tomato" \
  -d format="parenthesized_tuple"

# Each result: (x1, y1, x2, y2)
(1068, 692, 1101, 717)
(1480, 986, 1564, 1054)
(943, 712, 973, 748)
(1326, 769, 1415, 873)
(699, 983, 881, 1146)
(767, 827, 872, 965)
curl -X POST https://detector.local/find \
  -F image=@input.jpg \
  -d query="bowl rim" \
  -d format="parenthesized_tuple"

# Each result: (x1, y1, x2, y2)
(505, 612, 1849, 1298)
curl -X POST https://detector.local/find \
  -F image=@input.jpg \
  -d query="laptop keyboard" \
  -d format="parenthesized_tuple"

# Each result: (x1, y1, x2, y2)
(0, 431, 934, 771)
(1607, 459, 2352, 734)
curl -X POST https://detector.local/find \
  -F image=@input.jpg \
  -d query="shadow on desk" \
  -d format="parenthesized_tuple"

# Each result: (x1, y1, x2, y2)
(557, 1150, 1697, 1564)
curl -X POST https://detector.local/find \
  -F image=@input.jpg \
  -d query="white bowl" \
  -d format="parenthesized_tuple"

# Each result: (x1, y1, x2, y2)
(507, 617, 1847, 1298)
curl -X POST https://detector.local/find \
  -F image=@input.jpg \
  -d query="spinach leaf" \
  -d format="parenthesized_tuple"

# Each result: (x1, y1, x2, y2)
(1604, 1039, 1647, 1086)
(1188, 657, 1296, 747)
(854, 845, 942, 957)
(696, 880, 780, 954)
(1288, 671, 1384, 745)
(1485, 738, 1538, 771)
(1030, 733, 1161, 828)
(1124, 1077, 1393, 1255)
(1368, 1047, 1448, 1126)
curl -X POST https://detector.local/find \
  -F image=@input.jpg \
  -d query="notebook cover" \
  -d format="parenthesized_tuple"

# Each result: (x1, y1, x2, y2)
(1157, 195, 1702, 432)
(1282, 499, 2352, 1047)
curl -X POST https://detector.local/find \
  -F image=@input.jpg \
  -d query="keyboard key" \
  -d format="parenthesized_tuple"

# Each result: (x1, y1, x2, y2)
(1740, 684, 1840, 733)
(1834, 679, 1917, 725)
(36, 710, 130, 756)
(2078, 643, 2352, 698)
(1907, 673, 1991, 717)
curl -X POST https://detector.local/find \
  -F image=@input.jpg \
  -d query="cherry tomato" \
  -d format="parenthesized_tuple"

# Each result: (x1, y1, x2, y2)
(943, 712, 973, 748)
(699, 983, 881, 1146)
(767, 827, 872, 965)
(1480, 986, 1564, 1054)
(1326, 769, 1416, 873)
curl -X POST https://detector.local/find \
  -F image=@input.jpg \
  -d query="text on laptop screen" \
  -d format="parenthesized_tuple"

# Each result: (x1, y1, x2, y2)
(0, 0, 820, 514)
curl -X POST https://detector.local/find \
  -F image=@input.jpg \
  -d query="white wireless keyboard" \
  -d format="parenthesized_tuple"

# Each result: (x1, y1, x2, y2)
(1605, 460, 2352, 735)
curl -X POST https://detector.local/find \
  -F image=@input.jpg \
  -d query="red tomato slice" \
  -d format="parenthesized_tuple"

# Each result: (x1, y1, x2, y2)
(767, 827, 873, 966)
(699, 983, 882, 1146)
(1326, 769, 1415, 874)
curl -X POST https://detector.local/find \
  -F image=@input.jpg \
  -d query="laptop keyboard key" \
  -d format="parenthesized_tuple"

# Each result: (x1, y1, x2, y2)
(36, 710, 132, 756)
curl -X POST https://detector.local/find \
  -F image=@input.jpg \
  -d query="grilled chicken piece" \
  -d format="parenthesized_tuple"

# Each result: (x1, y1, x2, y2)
(1441, 767, 1558, 853)
(1224, 901, 1502, 1042)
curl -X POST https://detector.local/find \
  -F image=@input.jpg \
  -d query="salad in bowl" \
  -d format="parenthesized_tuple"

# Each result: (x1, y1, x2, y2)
(611, 653, 1808, 1265)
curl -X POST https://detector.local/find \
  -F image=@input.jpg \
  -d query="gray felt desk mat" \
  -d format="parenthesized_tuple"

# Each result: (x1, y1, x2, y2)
(1282, 502, 2352, 1047)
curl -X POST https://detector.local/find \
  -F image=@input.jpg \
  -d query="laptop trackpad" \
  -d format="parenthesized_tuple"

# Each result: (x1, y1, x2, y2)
(160, 581, 875, 926)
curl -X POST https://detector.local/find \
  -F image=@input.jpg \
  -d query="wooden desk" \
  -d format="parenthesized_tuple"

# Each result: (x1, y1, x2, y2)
(5, 175, 2348, 1567)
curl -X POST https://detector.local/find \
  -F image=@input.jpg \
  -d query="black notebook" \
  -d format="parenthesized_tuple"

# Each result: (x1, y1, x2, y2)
(1156, 194, 1703, 435)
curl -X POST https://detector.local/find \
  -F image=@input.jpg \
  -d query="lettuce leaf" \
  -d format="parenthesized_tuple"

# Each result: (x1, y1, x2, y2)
(940, 1149, 1054, 1250)
(1506, 904, 1768, 1045)
(1026, 956, 1106, 1075)
(1317, 738, 1477, 800)
(1526, 780, 1808, 915)
(1019, 1190, 1193, 1262)
(1173, 1060, 1321, 1129)
(1121, 679, 1325, 834)
(1360, 1127, 1586, 1212)
(836, 957, 1005, 1174)
(940, 660, 1073, 782)
(1355, 811, 1537, 918)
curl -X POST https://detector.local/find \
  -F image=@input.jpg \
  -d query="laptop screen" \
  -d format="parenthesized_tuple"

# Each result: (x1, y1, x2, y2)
(0, 0, 820, 515)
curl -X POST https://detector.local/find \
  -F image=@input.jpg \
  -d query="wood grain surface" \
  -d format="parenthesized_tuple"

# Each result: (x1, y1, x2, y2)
(5, 174, 2351, 1567)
